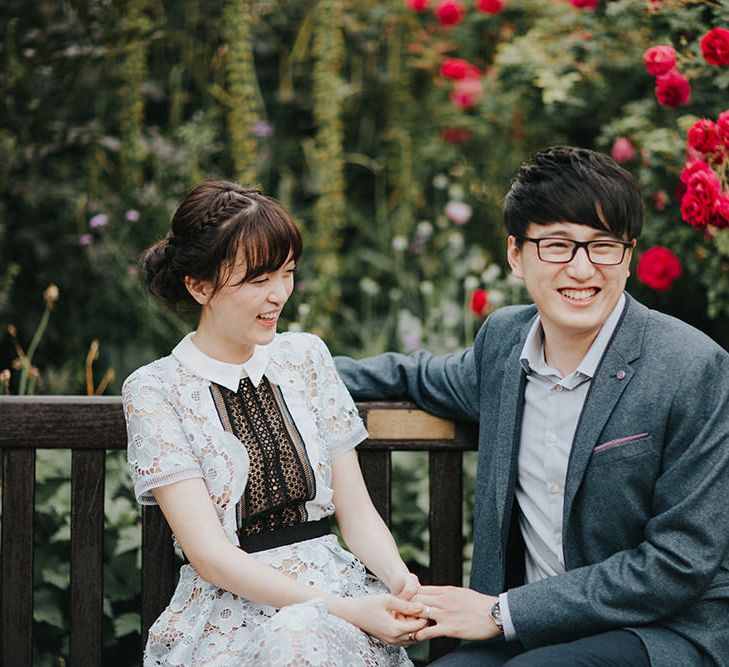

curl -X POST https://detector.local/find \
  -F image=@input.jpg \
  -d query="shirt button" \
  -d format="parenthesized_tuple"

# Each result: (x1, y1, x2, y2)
(546, 432, 558, 443)
(555, 384, 564, 392)
(550, 483, 561, 494)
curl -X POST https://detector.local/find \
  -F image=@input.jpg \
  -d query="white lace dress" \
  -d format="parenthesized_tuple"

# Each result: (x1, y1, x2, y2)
(123, 332, 412, 666)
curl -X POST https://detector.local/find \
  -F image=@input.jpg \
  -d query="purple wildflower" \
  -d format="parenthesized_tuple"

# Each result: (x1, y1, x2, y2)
(89, 213, 109, 229)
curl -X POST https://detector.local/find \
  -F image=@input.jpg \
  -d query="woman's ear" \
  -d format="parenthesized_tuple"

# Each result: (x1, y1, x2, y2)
(184, 276, 212, 306)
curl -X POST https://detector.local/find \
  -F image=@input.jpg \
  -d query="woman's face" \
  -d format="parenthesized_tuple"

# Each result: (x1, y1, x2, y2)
(192, 251, 296, 358)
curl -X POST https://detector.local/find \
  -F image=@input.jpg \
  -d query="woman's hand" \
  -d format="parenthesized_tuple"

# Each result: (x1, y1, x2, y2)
(389, 570, 420, 601)
(334, 594, 428, 645)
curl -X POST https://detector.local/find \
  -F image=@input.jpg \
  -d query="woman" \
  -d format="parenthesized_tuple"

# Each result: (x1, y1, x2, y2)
(123, 181, 426, 666)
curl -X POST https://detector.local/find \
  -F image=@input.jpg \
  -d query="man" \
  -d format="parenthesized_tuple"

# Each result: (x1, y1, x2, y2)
(335, 146, 729, 666)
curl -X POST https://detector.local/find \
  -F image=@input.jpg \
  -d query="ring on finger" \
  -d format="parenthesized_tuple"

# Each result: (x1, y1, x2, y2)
(408, 632, 415, 642)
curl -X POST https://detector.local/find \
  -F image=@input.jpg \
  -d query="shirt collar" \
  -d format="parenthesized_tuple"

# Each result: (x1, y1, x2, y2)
(172, 332, 270, 391)
(520, 293, 626, 381)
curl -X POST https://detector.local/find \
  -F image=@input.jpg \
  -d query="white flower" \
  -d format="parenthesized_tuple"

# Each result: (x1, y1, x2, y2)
(468, 252, 487, 273)
(360, 277, 380, 295)
(298, 303, 311, 317)
(481, 264, 502, 284)
(288, 322, 302, 332)
(392, 235, 408, 252)
(432, 174, 449, 190)
(488, 288, 506, 306)
(416, 221, 434, 237)
(464, 275, 479, 290)
(445, 201, 472, 225)
(448, 231, 465, 251)
(389, 288, 402, 301)
(420, 281, 434, 295)
(448, 184, 465, 200)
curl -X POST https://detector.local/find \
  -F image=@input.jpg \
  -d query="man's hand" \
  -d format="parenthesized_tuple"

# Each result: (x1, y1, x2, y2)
(411, 586, 501, 641)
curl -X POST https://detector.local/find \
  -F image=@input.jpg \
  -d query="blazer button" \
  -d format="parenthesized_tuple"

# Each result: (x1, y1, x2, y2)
(616, 369, 626, 380)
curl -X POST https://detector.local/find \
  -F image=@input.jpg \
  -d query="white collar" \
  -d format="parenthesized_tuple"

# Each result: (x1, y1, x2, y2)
(520, 293, 626, 381)
(172, 332, 270, 391)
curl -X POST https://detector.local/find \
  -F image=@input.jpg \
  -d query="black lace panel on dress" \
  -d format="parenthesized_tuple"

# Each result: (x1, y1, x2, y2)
(210, 377, 316, 537)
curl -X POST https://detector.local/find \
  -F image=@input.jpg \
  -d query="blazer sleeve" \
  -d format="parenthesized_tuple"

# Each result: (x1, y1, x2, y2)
(334, 319, 490, 424)
(506, 346, 729, 648)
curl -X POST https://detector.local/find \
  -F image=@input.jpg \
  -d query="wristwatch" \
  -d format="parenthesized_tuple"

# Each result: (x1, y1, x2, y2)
(490, 600, 504, 634)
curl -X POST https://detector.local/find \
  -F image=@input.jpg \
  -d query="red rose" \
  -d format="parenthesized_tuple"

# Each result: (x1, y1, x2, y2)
(406, 0, 430, 10)
(610, 137, 635, 163)
(475, 0, 504, 13)
(680, 160, 712, 185)
(441, 127, 473, 143)
(636, 246, 682, 292)
(686, 169, 722, 203)
(470, 289, 489, 316)
(710, 195, 729, 229)
(700, 27, 729, 66)
(643, 45, 676, 76)
(570, 0, 599, 8)
(687, 119, 720, 154)
(435, 0, 466, 25)
(655, 69, 690, 108)
(450, 77, 483, 108)
(680, 190, 712, 228)
(717, 110, 729, 146)
(440, 58, 480, 79)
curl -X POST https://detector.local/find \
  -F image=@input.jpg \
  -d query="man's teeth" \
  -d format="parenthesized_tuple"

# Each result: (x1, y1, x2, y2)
(258, 314, 277, 320)
(561, 288, 597, 301)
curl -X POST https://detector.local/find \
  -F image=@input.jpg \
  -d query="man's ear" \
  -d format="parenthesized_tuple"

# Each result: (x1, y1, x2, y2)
(185, 276, 212, 306)
(507, 236, 524, 280)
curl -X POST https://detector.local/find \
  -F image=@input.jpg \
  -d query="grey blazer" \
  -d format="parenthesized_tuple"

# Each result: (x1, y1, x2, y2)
(335, 294, 729, 666)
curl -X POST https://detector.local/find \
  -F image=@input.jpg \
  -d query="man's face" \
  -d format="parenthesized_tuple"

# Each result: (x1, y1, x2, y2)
(507, 222, 634, 345)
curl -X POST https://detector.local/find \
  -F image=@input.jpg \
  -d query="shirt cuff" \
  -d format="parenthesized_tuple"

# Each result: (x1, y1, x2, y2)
(499, 592, 517, 641)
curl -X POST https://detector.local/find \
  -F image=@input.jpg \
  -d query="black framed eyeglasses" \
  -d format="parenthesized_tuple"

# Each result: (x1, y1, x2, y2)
(518, 236, 634, 266)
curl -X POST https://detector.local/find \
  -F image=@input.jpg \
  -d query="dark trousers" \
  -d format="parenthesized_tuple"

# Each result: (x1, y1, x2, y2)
(429, 630, 650, 666)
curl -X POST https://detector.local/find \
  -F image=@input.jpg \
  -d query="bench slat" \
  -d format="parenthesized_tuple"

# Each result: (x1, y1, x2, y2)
(1, 449, 35, 667)
(428, 450, 463, 661)
(358, 449, 391, 526)
(70, 449, 106, 667)
(141, 505, 176, 649)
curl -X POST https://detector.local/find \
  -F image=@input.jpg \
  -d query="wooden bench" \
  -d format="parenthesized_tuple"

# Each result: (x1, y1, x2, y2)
(0, 396, 478, 666)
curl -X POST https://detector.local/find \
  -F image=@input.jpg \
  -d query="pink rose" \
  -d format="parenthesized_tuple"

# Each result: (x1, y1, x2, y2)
(435, 0, 466, 25)
(450, 77, 483, 108)
(445, 200, 473, 224)
(405, 0, 429, 10)
(710, 195, 729, 229)
(654, 69, 690, 108)
(643, 45, 676, 76)
(475, 0, 504, 14)
(687, 119, 720, 154)
(570, 0, 599, 8)
(610, 137, 635, 163)
(652, 190, 668, 211)
(700, 28, 729, 66)
(680, 190, 712, 229)
(636, 246, 682, 292)
(440, 58, 481, 79)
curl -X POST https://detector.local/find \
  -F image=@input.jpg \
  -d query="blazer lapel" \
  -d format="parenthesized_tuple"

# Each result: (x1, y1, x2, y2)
(563, 296, 647, 527)
(494, 326, 530, 535)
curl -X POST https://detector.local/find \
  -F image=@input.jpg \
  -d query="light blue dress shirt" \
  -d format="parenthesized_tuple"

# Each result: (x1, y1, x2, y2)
(500, 294, 626, 640)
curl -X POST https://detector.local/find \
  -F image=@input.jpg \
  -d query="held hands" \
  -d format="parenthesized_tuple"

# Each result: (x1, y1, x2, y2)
(336, 593, 428, 646)
(411, 586, 501, 642)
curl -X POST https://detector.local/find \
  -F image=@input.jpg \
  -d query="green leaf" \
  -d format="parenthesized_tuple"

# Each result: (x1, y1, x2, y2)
(113, 612, 140, 638)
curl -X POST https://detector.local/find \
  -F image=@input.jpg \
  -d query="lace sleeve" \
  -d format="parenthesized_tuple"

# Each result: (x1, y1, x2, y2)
(313, 337, 369, 459)
(122, 368, 203, 505)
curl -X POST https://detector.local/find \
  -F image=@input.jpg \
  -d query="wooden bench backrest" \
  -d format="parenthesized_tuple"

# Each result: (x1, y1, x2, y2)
(0, 396, 477, 666)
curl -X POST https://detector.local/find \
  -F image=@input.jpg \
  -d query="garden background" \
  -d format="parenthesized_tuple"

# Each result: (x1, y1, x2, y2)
(1, 0, 728, 664)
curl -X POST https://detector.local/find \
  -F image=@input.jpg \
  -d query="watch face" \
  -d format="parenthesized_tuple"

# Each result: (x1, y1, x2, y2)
(490, 601, 504, 631)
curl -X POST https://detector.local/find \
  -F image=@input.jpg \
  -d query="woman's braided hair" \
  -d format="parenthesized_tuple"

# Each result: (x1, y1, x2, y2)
(143, 180, 302, 311)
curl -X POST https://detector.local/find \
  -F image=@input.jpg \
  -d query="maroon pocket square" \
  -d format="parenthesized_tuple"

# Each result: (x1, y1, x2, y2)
(593, 432, 649, 454)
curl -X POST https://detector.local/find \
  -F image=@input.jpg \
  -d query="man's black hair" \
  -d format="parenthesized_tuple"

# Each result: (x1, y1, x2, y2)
(503, 146, 644, 241)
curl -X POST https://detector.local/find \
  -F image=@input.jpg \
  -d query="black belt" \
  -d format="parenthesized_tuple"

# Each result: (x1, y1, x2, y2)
(237, 518, 331, 553)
